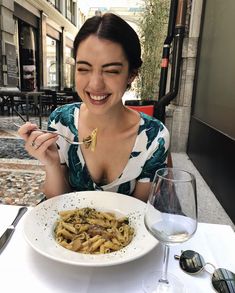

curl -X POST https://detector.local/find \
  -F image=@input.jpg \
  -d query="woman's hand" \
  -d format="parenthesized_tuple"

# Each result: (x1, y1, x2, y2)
(17, 122, 60, 166)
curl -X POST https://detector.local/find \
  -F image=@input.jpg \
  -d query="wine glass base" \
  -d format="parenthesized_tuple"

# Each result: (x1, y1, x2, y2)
(142, 270, 187, 293)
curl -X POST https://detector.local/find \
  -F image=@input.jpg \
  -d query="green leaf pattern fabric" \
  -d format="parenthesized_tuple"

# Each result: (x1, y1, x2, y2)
(48, 103, 169, 196)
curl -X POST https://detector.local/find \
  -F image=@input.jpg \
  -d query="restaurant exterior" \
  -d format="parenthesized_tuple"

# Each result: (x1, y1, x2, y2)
(0, 0, 234, 224)
(187, 0, 235, 223)
(0, 0, 81, 92)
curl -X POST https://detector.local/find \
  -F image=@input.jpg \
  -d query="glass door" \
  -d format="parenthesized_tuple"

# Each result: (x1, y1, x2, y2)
(18, 20, 38, 91)
(46, 35, 60, 89)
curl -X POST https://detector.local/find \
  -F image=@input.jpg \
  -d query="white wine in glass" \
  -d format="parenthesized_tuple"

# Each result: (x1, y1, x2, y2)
(143, 167, 198, 293)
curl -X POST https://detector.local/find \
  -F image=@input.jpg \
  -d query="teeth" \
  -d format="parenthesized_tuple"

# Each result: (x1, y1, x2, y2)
(90, 95, 107, 101)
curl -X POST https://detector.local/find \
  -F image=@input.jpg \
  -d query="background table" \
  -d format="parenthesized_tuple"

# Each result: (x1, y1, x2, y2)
(0, 91, 44, 126)
(0, 204, 234, 293)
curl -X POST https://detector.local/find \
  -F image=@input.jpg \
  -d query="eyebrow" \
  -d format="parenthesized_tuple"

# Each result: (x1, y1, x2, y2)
(76, 61, 123, 68)
(102, 62, 123, 68)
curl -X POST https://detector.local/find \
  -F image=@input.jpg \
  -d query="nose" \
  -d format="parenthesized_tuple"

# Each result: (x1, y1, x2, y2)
(88, 71, 105, 91)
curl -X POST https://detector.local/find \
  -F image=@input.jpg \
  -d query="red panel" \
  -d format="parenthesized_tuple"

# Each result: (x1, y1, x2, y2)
(127, 105, 154, 117)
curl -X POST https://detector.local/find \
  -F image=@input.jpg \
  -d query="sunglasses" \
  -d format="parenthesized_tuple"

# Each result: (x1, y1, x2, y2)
(174, 250, 235, 293)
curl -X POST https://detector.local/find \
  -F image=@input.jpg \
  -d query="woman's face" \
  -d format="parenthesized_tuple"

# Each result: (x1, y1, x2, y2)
(75, 35, 134, 114)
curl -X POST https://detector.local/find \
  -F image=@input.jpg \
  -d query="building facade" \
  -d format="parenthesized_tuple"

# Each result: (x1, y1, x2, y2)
(0, 0, 84, 91)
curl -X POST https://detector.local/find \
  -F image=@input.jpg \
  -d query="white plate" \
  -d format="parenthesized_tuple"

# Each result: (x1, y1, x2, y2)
(23, 191, 158, 267)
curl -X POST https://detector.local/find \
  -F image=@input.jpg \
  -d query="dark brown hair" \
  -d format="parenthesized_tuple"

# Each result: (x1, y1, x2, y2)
(73, 13, 142, 74)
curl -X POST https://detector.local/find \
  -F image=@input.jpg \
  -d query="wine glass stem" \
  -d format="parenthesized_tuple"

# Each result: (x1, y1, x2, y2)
(159, 244, 170, 284)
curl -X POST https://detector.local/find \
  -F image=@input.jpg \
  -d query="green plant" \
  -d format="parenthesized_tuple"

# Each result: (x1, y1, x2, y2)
(137, 0, 170, 100)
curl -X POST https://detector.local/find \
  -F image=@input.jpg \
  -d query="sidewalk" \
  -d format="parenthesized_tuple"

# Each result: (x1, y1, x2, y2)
(0, 115, 46, 206)
(172, 152, 234, 229)
(0, 115, 234, 228)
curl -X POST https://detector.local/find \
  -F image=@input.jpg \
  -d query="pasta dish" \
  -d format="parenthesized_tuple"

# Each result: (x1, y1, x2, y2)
(83, 128, 97, 151)
(54, 207, 135, 254)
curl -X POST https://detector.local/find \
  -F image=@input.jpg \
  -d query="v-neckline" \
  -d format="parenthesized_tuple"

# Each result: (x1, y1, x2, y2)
(74, 104, 143, 187)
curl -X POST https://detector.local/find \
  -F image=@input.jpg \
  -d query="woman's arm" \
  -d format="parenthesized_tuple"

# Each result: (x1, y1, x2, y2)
(18, 122, 71, 198)
(132, 182, 152, 202)
(42, 164, 72, 198)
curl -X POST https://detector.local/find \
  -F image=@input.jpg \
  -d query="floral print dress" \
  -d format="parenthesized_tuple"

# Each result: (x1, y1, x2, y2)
(48, 103, 170, 196)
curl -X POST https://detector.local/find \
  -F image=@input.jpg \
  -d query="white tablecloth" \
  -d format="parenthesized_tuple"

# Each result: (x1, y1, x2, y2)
(0, 204, 235, 293)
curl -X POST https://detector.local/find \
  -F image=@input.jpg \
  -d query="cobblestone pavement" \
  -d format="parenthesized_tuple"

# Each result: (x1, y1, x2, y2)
(0, 115, 48, 206)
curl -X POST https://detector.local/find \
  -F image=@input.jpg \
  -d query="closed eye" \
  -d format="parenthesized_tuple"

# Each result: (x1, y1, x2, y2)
(77, 67, 90, 72)
(104, 70, 120, 74)
(102, 62, 123, 74)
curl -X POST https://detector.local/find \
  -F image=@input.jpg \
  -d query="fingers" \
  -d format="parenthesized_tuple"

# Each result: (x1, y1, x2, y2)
(18, 123, 59, 165)
(17, 122, 38, 141)
(26, 131, 58, 152)
(17, 122, 58, 151)
(31, 140, 39, 149)
(35, 136, 59, 154)
(27, 135, 59, 166)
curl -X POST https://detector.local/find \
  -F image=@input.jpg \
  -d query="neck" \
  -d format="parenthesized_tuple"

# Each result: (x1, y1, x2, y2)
(81, 103, 127, 133)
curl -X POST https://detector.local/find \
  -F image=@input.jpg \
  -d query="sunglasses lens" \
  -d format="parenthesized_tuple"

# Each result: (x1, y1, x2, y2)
(212, 268, 235, 293)
(179, 250, 205, 274)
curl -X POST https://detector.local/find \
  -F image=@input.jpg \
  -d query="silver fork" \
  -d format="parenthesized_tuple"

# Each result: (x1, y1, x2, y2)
(14, 123, 91, 146)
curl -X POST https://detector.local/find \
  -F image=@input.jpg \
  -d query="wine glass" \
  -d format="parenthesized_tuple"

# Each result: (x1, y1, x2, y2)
(143, 167, 198, 293)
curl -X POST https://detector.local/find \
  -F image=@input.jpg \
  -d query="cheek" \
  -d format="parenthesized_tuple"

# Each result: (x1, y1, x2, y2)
(110, 74, 129, 88)
(75, 75, 86, 91)
(75, 81, 85, 100)
(118, 78, 129, 91)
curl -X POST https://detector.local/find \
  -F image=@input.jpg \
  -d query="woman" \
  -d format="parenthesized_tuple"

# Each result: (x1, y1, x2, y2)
(18, 13, 169, 202)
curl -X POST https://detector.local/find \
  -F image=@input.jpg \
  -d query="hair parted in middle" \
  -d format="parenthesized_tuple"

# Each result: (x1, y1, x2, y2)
(73, 13, 142, 74)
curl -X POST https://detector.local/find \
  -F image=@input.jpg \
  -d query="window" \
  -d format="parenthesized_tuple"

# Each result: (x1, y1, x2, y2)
(64, 46, 75, 88)
(48, 0, 60, 10)
(13, 18, 20, 88)
(66, 0, 75, 24)
(46, 36, 59, 88)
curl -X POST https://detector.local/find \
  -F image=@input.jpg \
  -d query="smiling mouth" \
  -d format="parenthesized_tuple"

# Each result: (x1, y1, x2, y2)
(88, 93, 110, 102)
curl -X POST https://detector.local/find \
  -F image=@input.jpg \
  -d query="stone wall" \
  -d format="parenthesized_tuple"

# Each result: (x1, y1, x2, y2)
(169, 0, 203, 152)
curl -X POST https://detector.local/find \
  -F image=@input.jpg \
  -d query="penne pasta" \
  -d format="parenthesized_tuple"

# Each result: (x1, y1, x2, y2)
(54, 207, 134, 254)
(102, 212, 116, 221)
(71, 238, 82, 251)
(89, 238, 106, 252)
(62, 222, 77, 233)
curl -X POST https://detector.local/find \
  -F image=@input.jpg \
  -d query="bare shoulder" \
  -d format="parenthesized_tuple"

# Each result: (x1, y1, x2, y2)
(122, 107, 141, 132)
